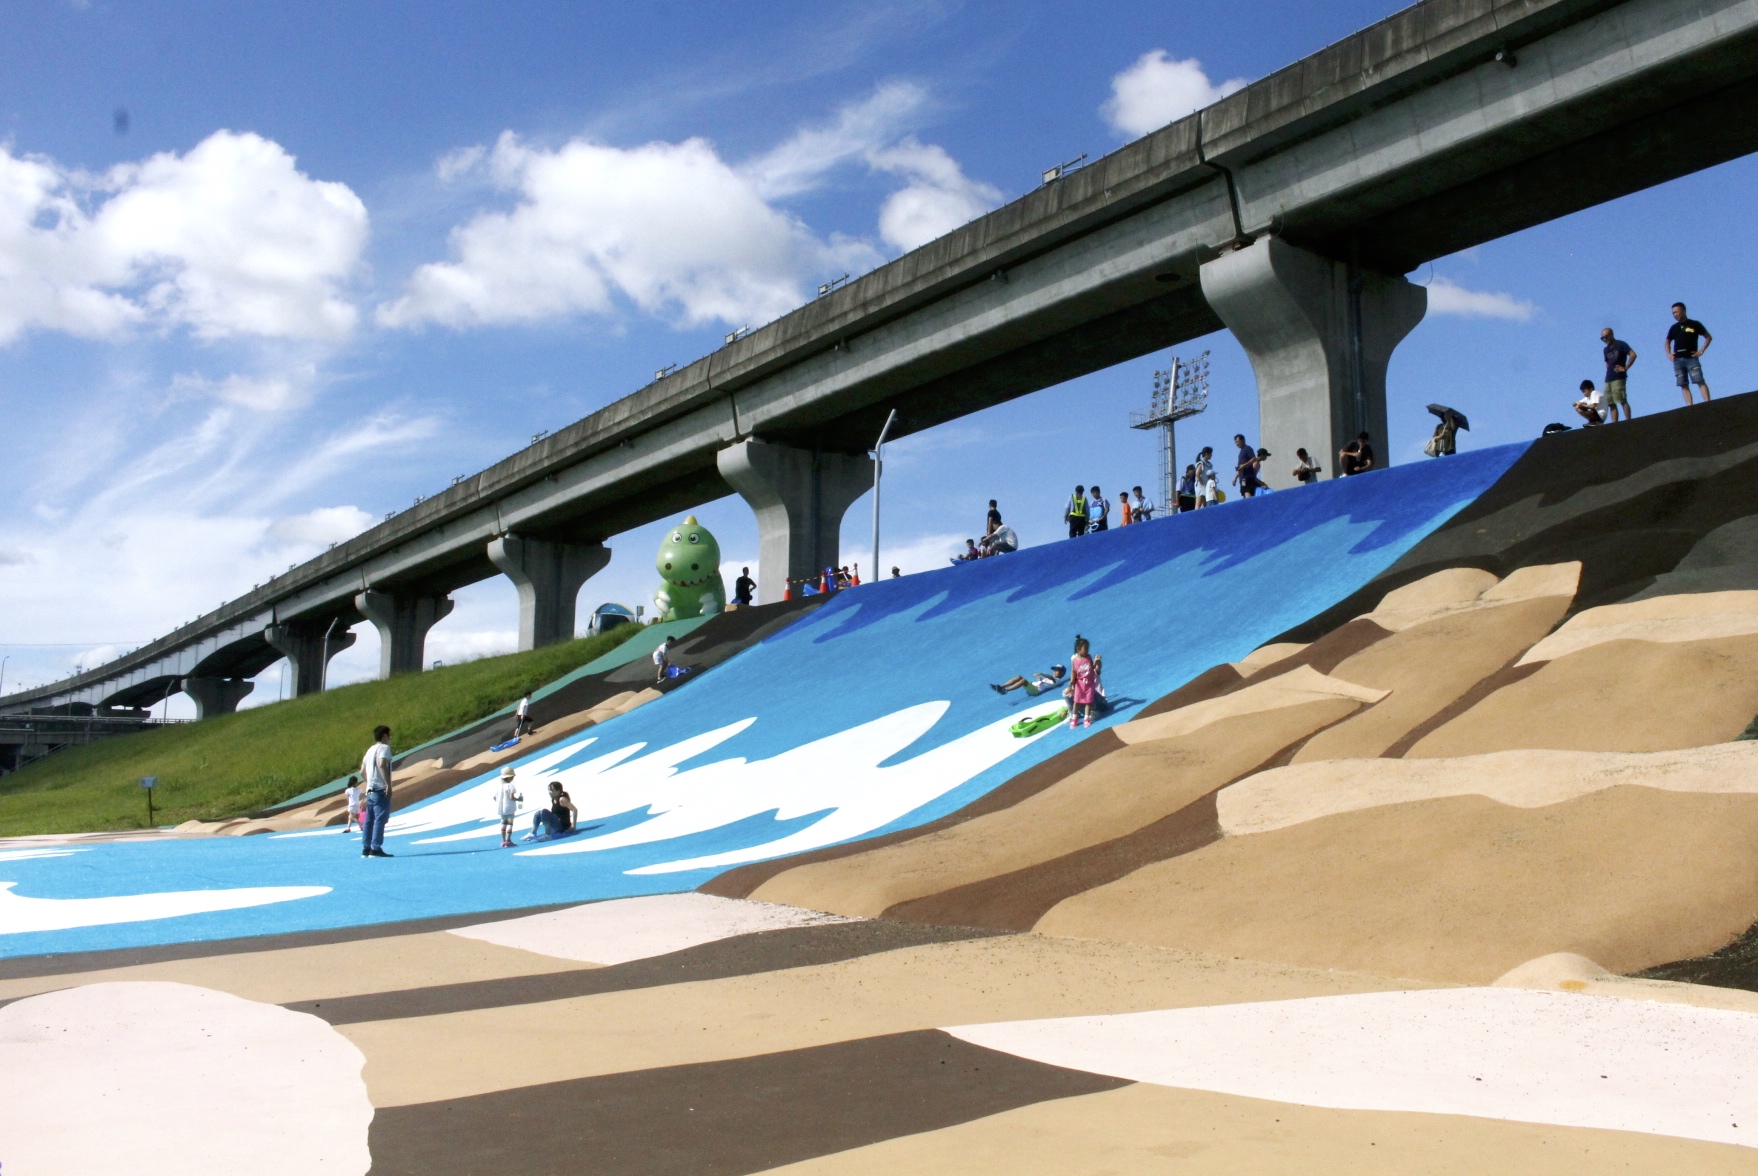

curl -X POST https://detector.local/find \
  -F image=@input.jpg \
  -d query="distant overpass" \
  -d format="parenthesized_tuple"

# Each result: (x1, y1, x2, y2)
(6, 0, 1758, 719)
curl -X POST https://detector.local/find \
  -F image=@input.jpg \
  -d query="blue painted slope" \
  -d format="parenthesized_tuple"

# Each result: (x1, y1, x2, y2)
(0, 443, 1528, 958)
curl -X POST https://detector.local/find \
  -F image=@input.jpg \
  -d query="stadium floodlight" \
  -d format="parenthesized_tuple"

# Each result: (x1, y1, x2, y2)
(1129, 351, 1211, 510)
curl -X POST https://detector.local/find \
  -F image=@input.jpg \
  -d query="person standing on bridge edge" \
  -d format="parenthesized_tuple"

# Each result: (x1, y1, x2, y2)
(1600, 327, 1636, 421)
(359, 725, 393, 858)
(1065, 485, 1089, 537)
(733, 567, 755, 607)
(1089, 485, 1108, 532)
(1667, 302, 1712, 405)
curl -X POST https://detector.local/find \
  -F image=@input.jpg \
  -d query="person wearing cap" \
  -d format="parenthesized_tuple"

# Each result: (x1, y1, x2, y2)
(494, 766, 523, 849)
(992, 663, 1068, 696)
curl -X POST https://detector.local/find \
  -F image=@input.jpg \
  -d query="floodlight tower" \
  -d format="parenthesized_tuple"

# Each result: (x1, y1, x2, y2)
(1129, 351, 1210, 510)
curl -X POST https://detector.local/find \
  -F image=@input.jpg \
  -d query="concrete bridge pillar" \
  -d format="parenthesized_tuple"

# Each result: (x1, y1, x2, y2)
(487, 534, 610, 651)
(181, 676, 254, 719)
(717, 439, 873, 605)
(1200, 236, 1426, 488)
(265, 621, 357, 697)
(356, 589, 454, 677)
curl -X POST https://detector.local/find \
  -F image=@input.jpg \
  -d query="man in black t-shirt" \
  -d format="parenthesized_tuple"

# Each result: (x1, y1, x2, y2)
(733, 566, 755, 607)
(1666, 302, 1713, 405)
(1354, 431, 1376, 473)
(985, 499, 1002, 538)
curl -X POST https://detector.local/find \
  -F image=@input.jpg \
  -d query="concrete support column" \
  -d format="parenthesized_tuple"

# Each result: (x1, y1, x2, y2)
(264, 621, 357, 697)
(717, 439, 874, 604)
(487, 534, 610, 651)
(355, 589, 455, 678)
(181, 676, 254, 719)
(1200, 236, 1426, 488)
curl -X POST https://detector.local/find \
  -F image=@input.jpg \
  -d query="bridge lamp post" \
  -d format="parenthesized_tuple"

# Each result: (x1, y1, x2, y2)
(0, 655, 8, 696)
(871, 409, 897, 583)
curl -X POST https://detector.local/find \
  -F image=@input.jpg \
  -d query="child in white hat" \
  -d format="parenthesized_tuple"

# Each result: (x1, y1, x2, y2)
(494, 766, 523, 849)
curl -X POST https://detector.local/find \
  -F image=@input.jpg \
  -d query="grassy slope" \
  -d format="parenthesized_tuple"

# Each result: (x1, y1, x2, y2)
(0, 626, 639, 836)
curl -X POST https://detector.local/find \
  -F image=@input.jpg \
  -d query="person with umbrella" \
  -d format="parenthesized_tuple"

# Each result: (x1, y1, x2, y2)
(1425, 404, 1469, 457)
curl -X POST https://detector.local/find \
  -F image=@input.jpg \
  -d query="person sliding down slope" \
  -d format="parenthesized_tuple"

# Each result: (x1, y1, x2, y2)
(993, 664, 1066, 696)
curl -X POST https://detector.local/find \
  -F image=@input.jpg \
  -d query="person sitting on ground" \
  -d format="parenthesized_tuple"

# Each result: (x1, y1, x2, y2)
(1176, 467, 1197, 513)
(980, 524, 1018, 556)
(1132, 486, 1155, 522)
(1574, 379, 1605, 426)
(494, 766, 522, 849)
(1338, 438, 1363, 476)
(836, 566, 853, 588)
(1065, 485, 1089, 538)
(1089, 485, 1109, 532)
(652, 635, 672, 684)
(1293, 449, 1321, 483)
(524, 780, 577, 841)
(1354, 431, 1377, 473)
(733, 566, 755, 607)
(957, 539, 981, 561)
(992, 663, 1067, 695)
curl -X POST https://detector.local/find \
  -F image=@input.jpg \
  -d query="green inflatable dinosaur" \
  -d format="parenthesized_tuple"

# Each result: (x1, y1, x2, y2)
(654, 515, 725, 621)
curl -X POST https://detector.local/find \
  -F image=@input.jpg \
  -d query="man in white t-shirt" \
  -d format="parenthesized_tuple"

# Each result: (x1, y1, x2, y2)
(652, 636, 672, 684)
(1574, 380, 1605, 426)
(359, 725, 394, 858)
(512, 693, 532, 739)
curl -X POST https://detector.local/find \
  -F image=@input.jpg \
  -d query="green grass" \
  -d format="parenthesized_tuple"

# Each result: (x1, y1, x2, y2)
(0, 625, 641, 837)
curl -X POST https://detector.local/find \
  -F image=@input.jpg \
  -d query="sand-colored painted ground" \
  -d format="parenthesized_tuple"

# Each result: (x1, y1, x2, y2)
(1407, 633, 1758, 756)
(1356, 563, 1578, 632)
(1495, 951, 1758, 1015)
(1520, 589, 1758, 663)
(755, 1081, 1757, 1175)
(1037, 786, 1758, 983)
(338, 933, 1420, 1107)
(1219, 742, 1758, 836)
(1292, 594, 1572, 762)
(1109, 665, 1383, 747)
(751, 699, 1360, 917)
(0, 927, 592, 1005)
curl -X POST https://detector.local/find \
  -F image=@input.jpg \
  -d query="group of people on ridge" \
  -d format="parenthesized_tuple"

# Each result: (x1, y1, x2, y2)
(1063, 485, 1156, 537)
(1573, 304, 1713, 427)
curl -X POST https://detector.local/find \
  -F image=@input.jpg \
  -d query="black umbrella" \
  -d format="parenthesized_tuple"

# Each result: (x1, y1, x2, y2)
(1426, 403, 1470, 430)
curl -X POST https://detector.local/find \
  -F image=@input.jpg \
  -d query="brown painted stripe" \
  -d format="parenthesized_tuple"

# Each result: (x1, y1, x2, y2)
(1381, 659, 1547, 758)
(366, 1029, 1130, 1176)
(0, 901, 587, 982)
(289, 918, 1000, 1025)
(700, 730, 1125, 899)
(879, 723, 1336, 932)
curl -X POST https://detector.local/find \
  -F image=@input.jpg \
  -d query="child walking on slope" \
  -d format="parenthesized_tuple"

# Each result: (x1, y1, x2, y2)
(343, 775, 360, 834)
(494, 766, 523, 849)
(1069, 635, 1100, 729)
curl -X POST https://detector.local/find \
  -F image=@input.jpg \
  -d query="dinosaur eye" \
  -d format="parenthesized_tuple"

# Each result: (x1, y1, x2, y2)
(691, 563, 699, 570)
(664, 562, 672, 570)
(671, 532, 681, 542)
(688, 533, 699, 543)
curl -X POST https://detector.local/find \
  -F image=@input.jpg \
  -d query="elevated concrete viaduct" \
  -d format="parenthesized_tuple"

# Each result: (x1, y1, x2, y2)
(6, 0, 1758, 718)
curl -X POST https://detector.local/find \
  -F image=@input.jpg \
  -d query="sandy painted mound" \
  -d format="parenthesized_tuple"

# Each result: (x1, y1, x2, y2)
(752, 674, 1373, 918)
(1036, 785, 1758, 983)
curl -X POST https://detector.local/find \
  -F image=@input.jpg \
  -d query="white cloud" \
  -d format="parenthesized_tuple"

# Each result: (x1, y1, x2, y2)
(266, 505, 376, 547)
(0, 547, 29, 566)
(378, 132, 872, 331)
(382, 84, 1001, 329)
(0, 131, 368, 345)
(1103, 51, 1248, 137)
(869, 140, 1000, 252)
(1425, 277, 1537, 321)
(170, 366, 316, 412)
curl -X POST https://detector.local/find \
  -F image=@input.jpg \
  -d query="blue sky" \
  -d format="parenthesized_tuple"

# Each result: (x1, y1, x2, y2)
(2, 0, 1754, 710)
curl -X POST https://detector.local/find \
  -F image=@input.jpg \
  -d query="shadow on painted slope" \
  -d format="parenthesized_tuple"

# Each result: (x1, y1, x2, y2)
(0, 443, 1526, 959)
